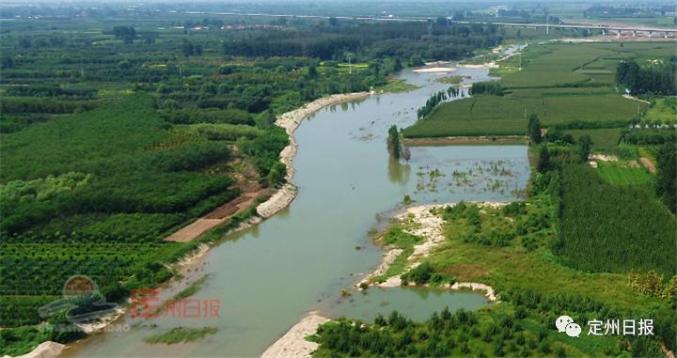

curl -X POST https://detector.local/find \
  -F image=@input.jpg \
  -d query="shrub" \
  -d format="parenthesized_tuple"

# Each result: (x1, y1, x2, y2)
(401, 262, 435, 285)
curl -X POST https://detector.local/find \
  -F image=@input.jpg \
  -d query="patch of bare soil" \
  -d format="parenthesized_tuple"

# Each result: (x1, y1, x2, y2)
(166, 160, 263, 242)
(640, 157, 656, 173)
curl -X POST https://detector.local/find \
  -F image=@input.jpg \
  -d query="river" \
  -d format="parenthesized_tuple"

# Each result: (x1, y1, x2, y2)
(66, 49, 530, 357)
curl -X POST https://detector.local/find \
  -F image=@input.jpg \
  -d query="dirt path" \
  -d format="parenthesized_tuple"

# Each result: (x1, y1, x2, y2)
(622, 94, 651, 105)
(165, 187, 264, 242)
(165, 153, 264, 242)
(167, 92, 371, 241)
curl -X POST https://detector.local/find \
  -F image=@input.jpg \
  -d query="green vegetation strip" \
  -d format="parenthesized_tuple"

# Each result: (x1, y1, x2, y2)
(144, 327, 218, 344)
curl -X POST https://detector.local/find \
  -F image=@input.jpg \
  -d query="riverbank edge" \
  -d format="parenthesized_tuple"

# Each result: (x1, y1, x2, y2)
(256, 91, 371, 218)
(261, 311, 330, 358)
(264, 202, 503, 357)
(38, 93, 369, 358)
(358, 202, 502, 303)
(261, 55, 515, 357)
(403, 135, 528, 146)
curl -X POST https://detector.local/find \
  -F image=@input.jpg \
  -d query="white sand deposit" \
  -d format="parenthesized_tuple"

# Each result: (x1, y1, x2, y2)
(413, 67, 457, 73)
(360, 202, 501, 301)
(11, 341, 65, 358)
(262, 312, 330, 358)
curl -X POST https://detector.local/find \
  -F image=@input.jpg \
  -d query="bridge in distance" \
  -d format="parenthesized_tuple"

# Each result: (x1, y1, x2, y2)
(189, 10, 677, 38)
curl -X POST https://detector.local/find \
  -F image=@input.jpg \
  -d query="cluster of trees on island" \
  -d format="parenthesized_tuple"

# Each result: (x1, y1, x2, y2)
(386, 125, 410, 161)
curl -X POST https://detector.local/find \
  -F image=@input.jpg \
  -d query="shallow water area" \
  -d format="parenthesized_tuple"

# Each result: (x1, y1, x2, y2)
(323, 287, 489, 323)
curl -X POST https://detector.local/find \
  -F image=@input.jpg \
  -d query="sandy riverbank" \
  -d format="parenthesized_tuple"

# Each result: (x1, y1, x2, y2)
(264, 203, 501, 356)
(359, 202, 502, 302)
(358, 204, 447, 287)
(9, 341, 65, 358)
(413, 67, 457, 73)
(459, 62, 498, 69)
(47, 93, 370, 358)
(256, 92, 370, 218)
(261, 312, 330, 358)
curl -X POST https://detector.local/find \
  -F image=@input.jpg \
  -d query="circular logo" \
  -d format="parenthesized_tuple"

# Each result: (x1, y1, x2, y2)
(63, 275, 98, 297)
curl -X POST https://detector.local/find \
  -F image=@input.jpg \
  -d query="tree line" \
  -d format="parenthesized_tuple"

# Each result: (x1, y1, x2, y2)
(616, 58, 676, 95)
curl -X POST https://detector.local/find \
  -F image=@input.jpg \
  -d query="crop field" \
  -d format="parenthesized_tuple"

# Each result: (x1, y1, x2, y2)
(644, 97, 677, 124)
(404, 42, 669, 138)
(403, 93, 640, 137)
(562, 128, 624, 152)
(596, 161, 653, 185)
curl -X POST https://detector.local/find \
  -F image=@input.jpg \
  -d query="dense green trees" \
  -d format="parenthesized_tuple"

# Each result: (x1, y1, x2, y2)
(577, 135, 592, 162)
(616, 58, 676, 95)
(238, 128, 289, 186)
(528, 114, 542, 144)
(536, 146, 551, 173)
(111, 26, 136, 44)
(386, 125, 410, 160)
(222, 22, 502, 61)
(555, 164, 674, 276)
(470, 81, 504, 96)
(621, 130, 675, 145)
(181, 40, 202, 57)
(416, 90, 449, 119)
(655, 143, 676, 213)
(386, 125, 401, 160)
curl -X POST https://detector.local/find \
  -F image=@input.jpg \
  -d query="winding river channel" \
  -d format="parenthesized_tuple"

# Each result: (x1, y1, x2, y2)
(67, 48, 530, 357)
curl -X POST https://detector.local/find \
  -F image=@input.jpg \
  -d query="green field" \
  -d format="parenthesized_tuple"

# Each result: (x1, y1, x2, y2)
(596, 161, 653, 185)
(404, 42, 672, 138)
(562, 128, 624, 153)
(404, 92, 639, 137)
(644, 97, 677, 124)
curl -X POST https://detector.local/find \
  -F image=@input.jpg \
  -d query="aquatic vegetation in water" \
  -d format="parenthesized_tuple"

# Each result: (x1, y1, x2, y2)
(414, 160, 525, 196)
(144, 327, 218, 344)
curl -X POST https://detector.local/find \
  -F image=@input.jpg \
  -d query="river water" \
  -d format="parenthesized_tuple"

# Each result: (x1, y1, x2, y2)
(67, 52, 529, 357)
